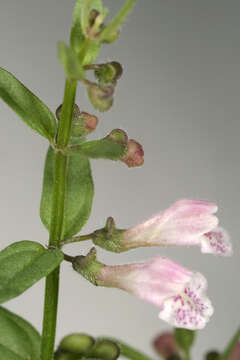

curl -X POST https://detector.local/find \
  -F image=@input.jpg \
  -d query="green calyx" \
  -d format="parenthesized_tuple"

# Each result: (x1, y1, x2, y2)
(94, 62, 123, 85)
(72, 248, 104, 285)
(92, 217, 126, 253)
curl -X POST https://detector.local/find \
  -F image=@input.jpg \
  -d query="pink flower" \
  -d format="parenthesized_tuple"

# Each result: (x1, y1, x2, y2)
(229, 342, 240, 360)
(122, 199, 232, 256)
(96, 256, 213, 330)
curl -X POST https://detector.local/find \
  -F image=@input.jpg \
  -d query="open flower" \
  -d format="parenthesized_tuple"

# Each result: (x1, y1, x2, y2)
(73, 251, 213, 330)
(121, 199, 232, 256)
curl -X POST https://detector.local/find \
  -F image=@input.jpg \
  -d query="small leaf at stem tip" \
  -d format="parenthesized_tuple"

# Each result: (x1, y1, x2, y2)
(0, 306, 41, 360)
(58, 42, 85, 80)
(87, 83, 114, 111)
(0, 240, 64, 304)
(0, 67, 57, 142)
(99, 0, 136, 42)
(67, 129, 128, 160)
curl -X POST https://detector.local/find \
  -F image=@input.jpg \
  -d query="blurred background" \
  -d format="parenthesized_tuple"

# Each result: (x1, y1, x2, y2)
(0, 1, 239, 359)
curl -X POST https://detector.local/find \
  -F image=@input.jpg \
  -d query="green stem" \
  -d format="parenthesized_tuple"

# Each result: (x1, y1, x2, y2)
(40, 78, 77, 360)
(98, 338, 153, 360)
(60, 233, 93, 247)
(221, 327, 240, 360)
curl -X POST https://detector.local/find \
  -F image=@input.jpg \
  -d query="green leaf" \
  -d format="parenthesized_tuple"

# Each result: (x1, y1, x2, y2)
(68, 138, 126, 160)
(99, 0, 136, 42)
(0, 241, 63, 304)
(58, 42, 85, 80)
(40, 146, 94, 238)
(174, 328, 195, 354)
(0, 67, 57, 142)
(0, 306, 41, 360)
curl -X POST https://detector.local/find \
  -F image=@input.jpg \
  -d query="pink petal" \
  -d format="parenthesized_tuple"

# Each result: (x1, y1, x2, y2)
(159, 272, 213, 330)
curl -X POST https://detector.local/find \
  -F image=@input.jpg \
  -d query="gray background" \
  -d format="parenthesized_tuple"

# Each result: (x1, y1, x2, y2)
(0, 1, 239, 358)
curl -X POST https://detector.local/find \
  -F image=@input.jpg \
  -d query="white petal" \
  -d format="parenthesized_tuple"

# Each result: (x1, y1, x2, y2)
(201, 227, 233, 256)
(158, 272, 214, 330)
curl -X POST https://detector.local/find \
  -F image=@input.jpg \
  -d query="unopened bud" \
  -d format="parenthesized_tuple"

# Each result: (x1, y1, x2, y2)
(205, 351, 220, 360)
(153, 333, 180, 359)
(120, 139, 144, 167)
(88, 83, 114, 112)
(106, 129, 128, 146)
(102, 30, 120, 44)
(71, 112, 98, 137)
(56, 104, 80, 122)
(94, 62, 123, 85)
(88, 340, 120, 360)
(87, 9, 104, 40)
(58, 333, 95, 354)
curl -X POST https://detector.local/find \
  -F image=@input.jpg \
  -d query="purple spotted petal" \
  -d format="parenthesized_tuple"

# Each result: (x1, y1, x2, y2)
(159, 272, 213, 330)
(201, 227, 232, 256)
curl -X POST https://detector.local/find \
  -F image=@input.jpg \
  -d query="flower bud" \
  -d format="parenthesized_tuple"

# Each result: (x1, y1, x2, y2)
(205, 351, 220, 360)
(120, 139, 144, 167)
(56, 104, 98, 137)
(71, 112, 98, 137)
(56, 104, 81, 122)
(101, 30, 120, 44)
(88, 83, 114, 112)
(106, 129, 128, 146)
(58, 333, 95, 354)
(94, 62, 123, 85)
(88, 340, 120, 360)
(86, 9, 105, 40)
(153, 333, 180, 359)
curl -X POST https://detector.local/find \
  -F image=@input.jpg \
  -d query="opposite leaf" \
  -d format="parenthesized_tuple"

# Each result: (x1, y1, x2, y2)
(0, 67, 57, 142)
(0, 306, 41, 360)
(0, 241, 63, 304)
(40, 146, 94, 238)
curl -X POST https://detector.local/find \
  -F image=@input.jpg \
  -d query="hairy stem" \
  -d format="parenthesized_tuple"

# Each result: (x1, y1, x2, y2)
(98, 338, 153, 360)
(60, 233, 93, 247)
(40, 79, 77, 360)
